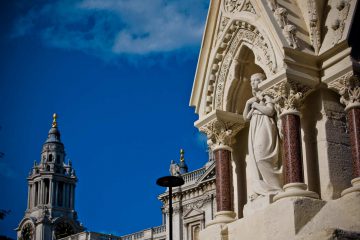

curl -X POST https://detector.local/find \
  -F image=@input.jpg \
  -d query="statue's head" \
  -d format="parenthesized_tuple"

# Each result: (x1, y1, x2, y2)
(250, 73, 266, 95)
(171, 160, 175, 164)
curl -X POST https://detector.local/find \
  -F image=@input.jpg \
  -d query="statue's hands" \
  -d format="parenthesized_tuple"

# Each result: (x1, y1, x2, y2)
(247, 97, 258, 105)
(251, 102, 259, 109)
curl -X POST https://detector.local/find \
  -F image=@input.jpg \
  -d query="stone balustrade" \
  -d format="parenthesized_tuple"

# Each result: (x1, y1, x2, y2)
(59, 232, 122, 240)
(59, 225, 167, 240)
(182, 168, 206, 184)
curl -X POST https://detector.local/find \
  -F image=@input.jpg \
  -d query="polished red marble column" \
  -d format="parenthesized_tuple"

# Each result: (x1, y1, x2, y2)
(214, 148, 232, 212)
(281, 113, 304, 184)
(347, 108, 360, 178)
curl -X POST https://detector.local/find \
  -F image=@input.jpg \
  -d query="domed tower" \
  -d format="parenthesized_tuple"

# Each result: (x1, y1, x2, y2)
(16, 114, 83, 240)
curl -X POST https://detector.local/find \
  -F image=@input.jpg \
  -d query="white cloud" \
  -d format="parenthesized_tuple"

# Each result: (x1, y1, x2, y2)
(11, 0, 209, 58)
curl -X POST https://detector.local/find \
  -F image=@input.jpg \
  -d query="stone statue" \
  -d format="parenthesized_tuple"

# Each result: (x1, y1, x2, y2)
(169, 160, 180, 176)
(243, 73, 282, 198)
(274, 7, 288, 28)
(283, 24, 298, 48)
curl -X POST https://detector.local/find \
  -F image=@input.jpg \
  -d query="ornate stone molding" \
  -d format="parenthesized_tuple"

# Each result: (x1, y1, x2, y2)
(224, 0, 256, 14)
(206, 20, 277, 113)
(224, 0, 245, 13)
(183, 194, 213, 211)
(331, 0, 351, 45)
(243, 1, 256, 14)
(195, 110, 244, 150)
(217, 16, 231, 42)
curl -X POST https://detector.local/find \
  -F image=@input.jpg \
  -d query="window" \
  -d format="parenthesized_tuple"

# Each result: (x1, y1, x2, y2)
(192, 225, 200, 240)
(49, 154, 53, 162)
(44, 179, 50, 204)
(34, 182, 38, 206)
(58, 182, 63, 207)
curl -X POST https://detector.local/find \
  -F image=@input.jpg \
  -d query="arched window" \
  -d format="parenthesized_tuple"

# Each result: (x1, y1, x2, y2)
(48, 154, 53, 162)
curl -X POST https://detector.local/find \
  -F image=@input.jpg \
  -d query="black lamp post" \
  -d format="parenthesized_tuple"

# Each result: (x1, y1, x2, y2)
(156, 176, 184, 240)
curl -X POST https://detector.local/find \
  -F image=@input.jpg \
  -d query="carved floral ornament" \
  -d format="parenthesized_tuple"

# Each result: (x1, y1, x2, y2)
(206, 20, 277, 113)
(223, 0, 255, 14)
(199, 119, 243, 149)
(330, 72, 360, 110)
(264, 80, 311, 114)
(224, 0, 245, 13)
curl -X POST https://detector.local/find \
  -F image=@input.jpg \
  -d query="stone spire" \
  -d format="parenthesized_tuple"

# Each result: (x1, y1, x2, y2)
(178, 149, 188, 174)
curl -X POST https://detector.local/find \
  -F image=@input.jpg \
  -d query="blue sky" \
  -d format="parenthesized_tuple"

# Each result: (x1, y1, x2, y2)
(0, 0, 209, 238)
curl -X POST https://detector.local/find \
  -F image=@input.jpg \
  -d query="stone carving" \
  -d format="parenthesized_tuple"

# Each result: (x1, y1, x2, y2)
(223, 0, 256, 15)
(184, 194, 212, 211)
(266, 0, 299, 49)
(266, 0, 278, 11)
(274, 7, 288, 28)
(209, 21, 277, 112)
(243, 1, 256, 14)
(200, 118, 243, 150)
(335, 72, 360, 110)
(218, 16, 230, 39)
(243, 73, 282, 197)
(264, 80, 311, 115)
(224, 0, 245, 13)
(283, 24, 298, 49)
(169, 160, 180, 176)
(332, 0, 351, 45)
(307, 0, 321, 54)
(201, 121, 235, 149)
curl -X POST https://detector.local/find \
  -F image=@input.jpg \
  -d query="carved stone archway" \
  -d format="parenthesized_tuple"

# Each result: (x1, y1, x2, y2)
(204, 20, 278, 114)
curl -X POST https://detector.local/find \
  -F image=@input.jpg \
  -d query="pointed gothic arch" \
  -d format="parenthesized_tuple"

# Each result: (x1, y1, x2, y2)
(224, 44, 265, 114)
(204, 19, 280, 114)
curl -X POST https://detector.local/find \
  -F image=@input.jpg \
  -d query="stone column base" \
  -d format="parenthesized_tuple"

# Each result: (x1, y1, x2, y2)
(273, 183, 319, 201)
(206, 211, 236, 227)
(341, 177, 360, 196)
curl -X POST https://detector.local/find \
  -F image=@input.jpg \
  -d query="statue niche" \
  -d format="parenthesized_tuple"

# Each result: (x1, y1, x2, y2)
(242, 73, 283, 203)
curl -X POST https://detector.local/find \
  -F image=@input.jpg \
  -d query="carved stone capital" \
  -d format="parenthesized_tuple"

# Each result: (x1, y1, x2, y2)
(265, 81, 311, 115)
(195, 110, 244, 150)
(335, 72, 360, 111)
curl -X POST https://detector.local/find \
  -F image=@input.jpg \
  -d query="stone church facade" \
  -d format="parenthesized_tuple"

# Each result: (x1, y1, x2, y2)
(17, 0, 360, 239)
(190, 0, 360, 239)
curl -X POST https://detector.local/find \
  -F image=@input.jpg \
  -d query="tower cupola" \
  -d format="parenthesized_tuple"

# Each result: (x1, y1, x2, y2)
(16, 113, 83, 240)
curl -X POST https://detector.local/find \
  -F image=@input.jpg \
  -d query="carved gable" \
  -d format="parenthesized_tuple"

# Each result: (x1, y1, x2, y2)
(183, 208, 204, 220)
(190, 0, 359, 118)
